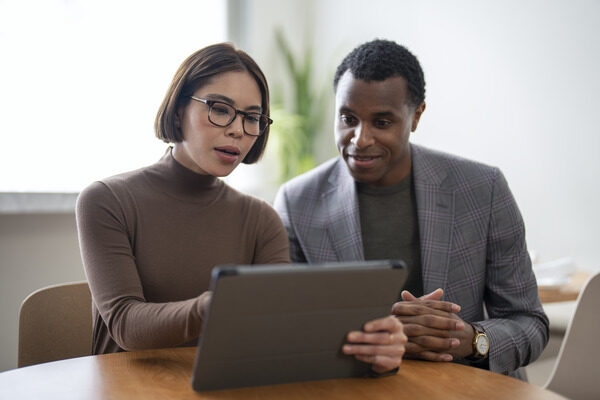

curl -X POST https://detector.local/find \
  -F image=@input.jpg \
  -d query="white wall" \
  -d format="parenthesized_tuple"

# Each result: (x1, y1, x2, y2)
(0, 0, 227, 192)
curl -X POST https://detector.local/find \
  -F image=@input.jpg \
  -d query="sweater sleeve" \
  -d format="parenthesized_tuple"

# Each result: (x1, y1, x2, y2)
(76, 181, 210, 351)
(252, 200, 292, 265)
(273, 184, 308, 263)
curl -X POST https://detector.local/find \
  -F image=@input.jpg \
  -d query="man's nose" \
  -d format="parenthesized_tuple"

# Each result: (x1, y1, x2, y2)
(350, 124, 374, 149)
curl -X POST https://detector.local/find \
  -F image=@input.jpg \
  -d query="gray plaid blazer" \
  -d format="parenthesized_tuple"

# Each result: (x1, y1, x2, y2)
(274, 144, 549, 376)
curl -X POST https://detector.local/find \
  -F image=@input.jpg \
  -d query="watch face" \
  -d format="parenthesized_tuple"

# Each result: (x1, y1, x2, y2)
(476, 335, 489, 354)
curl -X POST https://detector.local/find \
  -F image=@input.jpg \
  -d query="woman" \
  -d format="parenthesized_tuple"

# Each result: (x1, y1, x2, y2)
(76, 43, 405, 374)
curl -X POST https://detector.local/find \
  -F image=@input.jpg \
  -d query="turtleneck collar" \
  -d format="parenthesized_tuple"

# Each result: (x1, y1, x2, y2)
(143, 147, 223, 204)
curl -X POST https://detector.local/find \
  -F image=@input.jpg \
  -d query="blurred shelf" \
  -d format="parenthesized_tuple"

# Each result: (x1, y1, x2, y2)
(0, 193, 78, 214)
(538, 270, 592, 303)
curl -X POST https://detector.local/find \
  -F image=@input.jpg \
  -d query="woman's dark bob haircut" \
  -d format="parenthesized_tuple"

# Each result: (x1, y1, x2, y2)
(155, 43, 271, 164)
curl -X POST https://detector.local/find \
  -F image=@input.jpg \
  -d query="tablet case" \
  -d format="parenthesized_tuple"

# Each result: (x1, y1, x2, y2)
(191, 260, 407, 391)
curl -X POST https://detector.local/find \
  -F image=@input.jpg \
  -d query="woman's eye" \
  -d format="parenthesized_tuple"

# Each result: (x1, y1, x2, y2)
(212, 105, 231, 115)
(245, 114, 261, 124)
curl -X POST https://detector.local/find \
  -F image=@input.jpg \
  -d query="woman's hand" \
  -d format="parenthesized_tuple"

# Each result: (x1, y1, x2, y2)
(342, 315, 407, 374)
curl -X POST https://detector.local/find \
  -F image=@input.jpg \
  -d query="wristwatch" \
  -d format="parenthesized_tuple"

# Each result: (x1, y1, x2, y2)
(470, 324, 489, 360)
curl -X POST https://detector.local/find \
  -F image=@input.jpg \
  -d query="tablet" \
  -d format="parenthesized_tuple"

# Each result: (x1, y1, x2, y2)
(191, 260, 407, 392)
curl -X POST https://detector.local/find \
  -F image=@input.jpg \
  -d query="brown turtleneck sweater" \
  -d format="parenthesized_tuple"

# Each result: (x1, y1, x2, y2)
(76, 148, 290, 354)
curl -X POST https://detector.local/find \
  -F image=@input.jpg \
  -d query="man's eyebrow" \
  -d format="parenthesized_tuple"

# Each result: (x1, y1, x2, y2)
(338, 106, 396, 118)
(373, 111, 396, 118)
(204, 93, 262, 112)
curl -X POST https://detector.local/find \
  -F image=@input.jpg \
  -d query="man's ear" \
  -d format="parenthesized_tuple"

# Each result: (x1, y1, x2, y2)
(411, 101, 426, 132)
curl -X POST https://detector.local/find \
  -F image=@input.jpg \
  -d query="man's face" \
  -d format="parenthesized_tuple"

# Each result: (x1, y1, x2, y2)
(334, 71, 425, 186)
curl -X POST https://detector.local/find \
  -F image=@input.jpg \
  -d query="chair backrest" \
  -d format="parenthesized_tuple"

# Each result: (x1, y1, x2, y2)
(544, 272, 600, 399)
(18, 281, 92, 368)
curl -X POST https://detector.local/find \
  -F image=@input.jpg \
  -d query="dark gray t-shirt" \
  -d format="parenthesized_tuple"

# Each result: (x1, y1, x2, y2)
(357, 173, 423, 298)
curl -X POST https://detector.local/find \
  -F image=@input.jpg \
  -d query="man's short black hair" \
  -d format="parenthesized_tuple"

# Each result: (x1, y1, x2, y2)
(333, 39, 426, 107)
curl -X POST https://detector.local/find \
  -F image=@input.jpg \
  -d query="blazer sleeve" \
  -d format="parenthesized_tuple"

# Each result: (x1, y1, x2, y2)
(273, 184, 308, 263)
(478, 169, 549, 374)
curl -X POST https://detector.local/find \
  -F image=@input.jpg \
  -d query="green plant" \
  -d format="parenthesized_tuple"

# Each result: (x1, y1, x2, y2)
(270, 28, 328, 183)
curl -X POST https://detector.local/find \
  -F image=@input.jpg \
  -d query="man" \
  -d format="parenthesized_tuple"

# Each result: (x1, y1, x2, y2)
(274, 39, 548, 378)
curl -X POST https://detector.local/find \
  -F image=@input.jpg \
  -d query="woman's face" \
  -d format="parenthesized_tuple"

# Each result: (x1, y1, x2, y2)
(172, 70, 262, 177)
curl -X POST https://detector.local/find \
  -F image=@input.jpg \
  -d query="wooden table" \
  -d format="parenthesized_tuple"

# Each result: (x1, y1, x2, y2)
(538, 270, 592, 303)
(0, 347, 566, 399)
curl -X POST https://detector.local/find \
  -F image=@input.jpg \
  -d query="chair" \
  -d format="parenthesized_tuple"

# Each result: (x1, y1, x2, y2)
(18, 281, 92, 368)
(544, 272, 600, 399)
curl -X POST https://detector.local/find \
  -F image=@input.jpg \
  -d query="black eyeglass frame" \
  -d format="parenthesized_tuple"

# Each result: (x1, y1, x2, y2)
(188, 96, 273, 136)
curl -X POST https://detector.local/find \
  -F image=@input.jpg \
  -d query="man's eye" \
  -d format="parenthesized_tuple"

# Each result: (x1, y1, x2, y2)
(340, 114, 357, 126)
(374, 119, 392, 128)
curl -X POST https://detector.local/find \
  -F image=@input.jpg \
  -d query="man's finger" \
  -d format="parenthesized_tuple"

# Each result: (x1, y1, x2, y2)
(397, 314, 464, 331)
(410, 335, 460, 351)
(402, 323, 452, 338)
(401, 290, 419, 301)
(405, 343, 453, 362)
(409, 350, 453, 362)
(401, 288, 444, 302)
(392, 301, 461, 316)
(419, 288, 444, 300)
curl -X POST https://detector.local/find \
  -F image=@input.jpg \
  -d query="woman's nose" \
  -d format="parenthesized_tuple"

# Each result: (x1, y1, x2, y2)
(226, 113, 244, 138)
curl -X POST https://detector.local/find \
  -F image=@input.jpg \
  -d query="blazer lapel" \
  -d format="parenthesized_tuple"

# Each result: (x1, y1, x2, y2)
(323, 160, 364, 261)
(412, 145, 455, 295)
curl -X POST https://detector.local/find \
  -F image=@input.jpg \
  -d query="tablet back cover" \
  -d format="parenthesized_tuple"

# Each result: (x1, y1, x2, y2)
(192, 260, 406, 391)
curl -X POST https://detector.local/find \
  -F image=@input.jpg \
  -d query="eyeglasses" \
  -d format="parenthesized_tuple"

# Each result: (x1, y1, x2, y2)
(188, 96, 273, 137)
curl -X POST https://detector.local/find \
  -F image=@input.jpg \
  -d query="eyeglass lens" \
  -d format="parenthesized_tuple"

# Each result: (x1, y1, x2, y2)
(208, 102, 267, 136)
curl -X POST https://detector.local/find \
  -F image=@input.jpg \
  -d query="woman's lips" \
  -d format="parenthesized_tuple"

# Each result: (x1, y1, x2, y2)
(215, 146, 241, 163)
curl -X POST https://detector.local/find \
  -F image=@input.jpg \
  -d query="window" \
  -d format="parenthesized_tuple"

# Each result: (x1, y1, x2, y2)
(0, 0, 227, 192)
